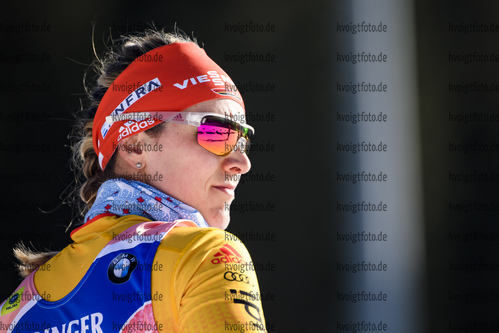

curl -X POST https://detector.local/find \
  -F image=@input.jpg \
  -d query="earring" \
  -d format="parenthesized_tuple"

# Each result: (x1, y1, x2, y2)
(136, 162, 142, 168)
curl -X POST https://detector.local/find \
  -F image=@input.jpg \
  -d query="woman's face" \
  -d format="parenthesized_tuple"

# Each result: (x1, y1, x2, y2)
(136, 99, 251, 229)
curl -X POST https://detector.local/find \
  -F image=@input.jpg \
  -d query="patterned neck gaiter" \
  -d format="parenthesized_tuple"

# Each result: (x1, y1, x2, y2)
(84, 178, 209, 228)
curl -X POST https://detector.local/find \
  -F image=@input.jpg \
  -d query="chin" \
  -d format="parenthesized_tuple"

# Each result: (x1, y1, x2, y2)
(204, 209, 231, 230)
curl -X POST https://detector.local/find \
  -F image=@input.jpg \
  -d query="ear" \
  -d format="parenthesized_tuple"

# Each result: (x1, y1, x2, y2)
(115, 134, 143, 170)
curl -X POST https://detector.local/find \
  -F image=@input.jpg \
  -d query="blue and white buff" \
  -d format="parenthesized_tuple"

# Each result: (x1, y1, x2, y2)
(84, 178, 209, 228)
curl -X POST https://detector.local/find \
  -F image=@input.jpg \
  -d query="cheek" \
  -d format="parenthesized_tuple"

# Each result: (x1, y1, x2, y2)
(152, 129, 218, 194)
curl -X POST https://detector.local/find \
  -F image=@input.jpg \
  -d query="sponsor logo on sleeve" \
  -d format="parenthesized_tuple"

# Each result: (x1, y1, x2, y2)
(228, 289, 264, 326)
(223, 271, 255, 287)
(211, 244, 245, 264)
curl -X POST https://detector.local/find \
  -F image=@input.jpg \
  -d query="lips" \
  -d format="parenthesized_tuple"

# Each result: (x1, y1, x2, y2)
(213, 184, 236, 196)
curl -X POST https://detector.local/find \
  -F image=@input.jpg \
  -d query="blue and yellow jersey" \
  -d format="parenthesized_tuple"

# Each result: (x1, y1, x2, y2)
(0, 215, 266, 332)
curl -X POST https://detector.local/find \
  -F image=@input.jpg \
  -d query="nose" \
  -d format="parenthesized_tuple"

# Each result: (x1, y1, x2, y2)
(223, 137, 251, 175)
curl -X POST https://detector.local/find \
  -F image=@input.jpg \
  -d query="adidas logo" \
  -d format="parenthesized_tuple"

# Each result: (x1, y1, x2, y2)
(171, 113, 184, 122)
(211, 244, 245, 264)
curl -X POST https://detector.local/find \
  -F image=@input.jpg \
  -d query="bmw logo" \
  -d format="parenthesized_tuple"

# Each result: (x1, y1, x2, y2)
(108, 253, 137, 284)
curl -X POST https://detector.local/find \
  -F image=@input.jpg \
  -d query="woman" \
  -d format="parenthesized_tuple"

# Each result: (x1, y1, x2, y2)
(0, 29, 266, 332)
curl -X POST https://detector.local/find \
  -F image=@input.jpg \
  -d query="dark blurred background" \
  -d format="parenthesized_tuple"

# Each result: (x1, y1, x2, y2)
(1, 0, 499, 332)
(417, 1, 499, 332)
